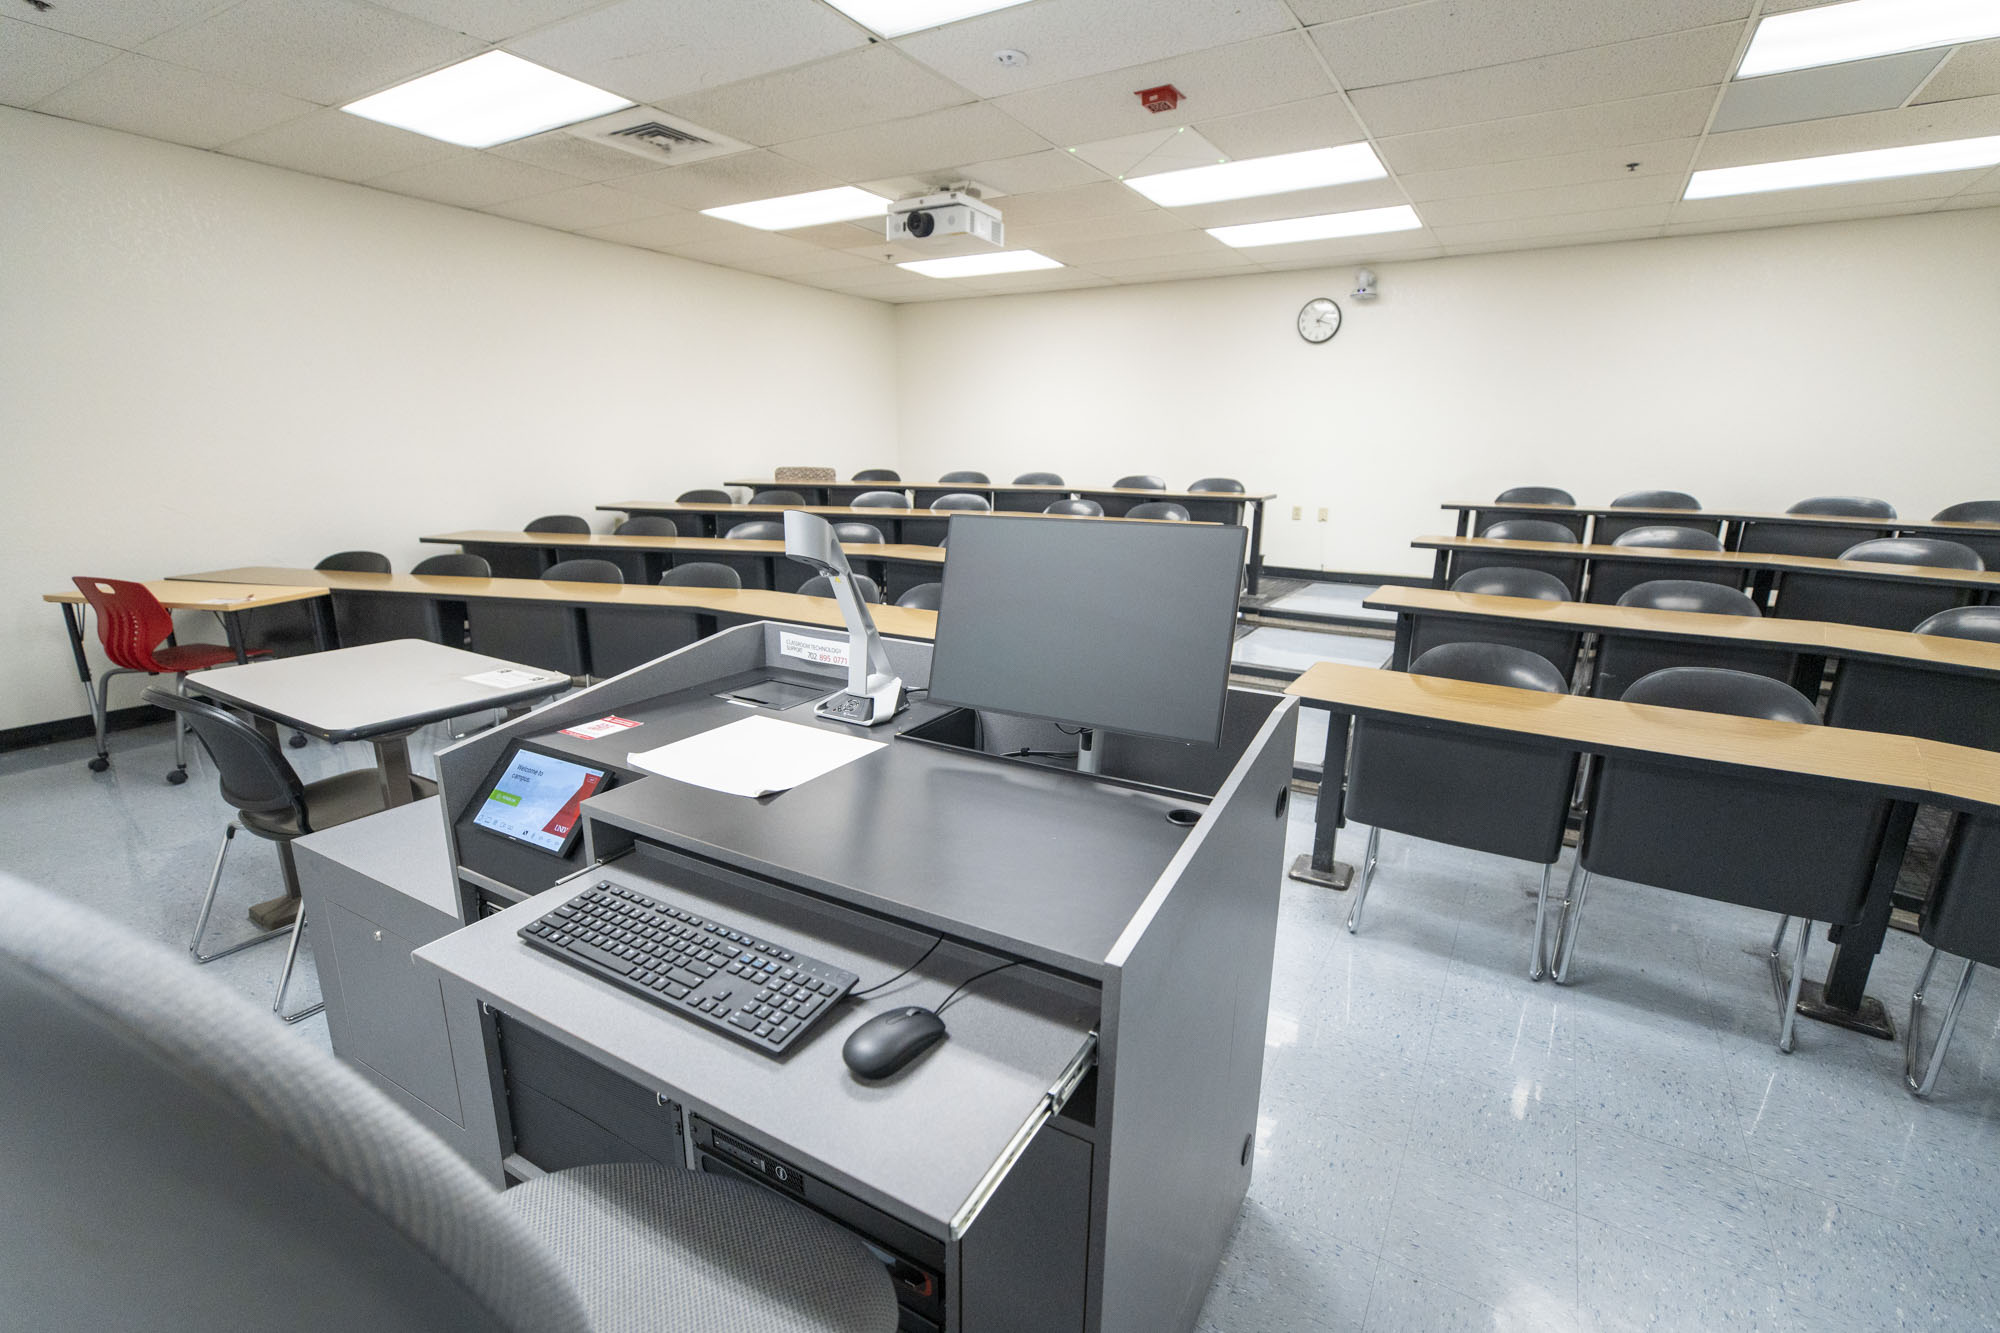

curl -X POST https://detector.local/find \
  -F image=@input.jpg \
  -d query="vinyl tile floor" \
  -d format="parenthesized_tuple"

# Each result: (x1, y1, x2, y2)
(1262, 583, 1400, 625)
(6, 722, 2000, 1331)
(1235, 625, 1392, 674)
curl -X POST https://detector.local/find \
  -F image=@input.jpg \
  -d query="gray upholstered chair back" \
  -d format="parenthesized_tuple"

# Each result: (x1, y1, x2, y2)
(1624, 667, 1817, 723)
(930, 493, 992, 513)
(1126, 501, 1190, 521)
(751, 489, 807, 506)
(832, 522, 885, 545)
(1915, 605, 2000, 641)
(1840, 537, 1982, 570)
(938, 470, 989, 484)
(144, 687, 305, 821)
(615, 517, 680, 537)
(412, 553, 491, 577)
(1044, 498, 1103, 517)
(1925, 811, 2000, 968)
(1013, 471, 1064, 485)
(851, 491, 910, 509)
(725, 520, 787, 540)
(1189, 477, 1245, 493)
(1773, 536, 1981, 629)
(1788, 495, 1896, 519)
(661, 562, 743, 589)
(1588, 524, 1737, 604)
(798, 573, 881, 604)
(317, 550, 392, 573)
(543, 559, 625, 585)
(851, 469, 900, 483)
(1410, 641, 1567, 693)
(1449, 567, 1569, 601)
(1114, 474, 1166, 490)
(1611, 525, 1722, 551)
(1617, 579, 1760, 616)
(1610, 490, 1699, 510)
(1480, 519, 1578, 544)
(896, 582, 943, 610)
(676, 489, 735, 504)
(527, 515, 592, 535)
(1590, 584, 1789, 700)
(1415, 567, 1580, 674)
(1934, 500, 2000, 524)
(0, 871, 591, 1333)
(1495, 486, 1574, 505)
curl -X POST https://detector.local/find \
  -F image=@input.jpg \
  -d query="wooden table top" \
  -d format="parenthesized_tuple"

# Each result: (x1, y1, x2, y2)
(1917, 740, 2000, 809)
(1414, 534, 2000, 588)
(46, 579, 331, 612)
(1363, 585, 2000, 676)
(724, 479, 1274, 501)
(174, 567, 940, 640)
(1442, 501, 1999, 537)
(423, 530, 946, 564)
(1284, 660, 1937, 794)
(600, 501, 1215, 525)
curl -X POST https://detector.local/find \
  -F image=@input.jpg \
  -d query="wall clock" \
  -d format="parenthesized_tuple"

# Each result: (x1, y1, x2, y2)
(1297, 297, 1342, 344)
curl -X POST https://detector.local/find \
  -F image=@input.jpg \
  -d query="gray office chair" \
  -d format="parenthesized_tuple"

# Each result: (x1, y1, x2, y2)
(1114, 474, 1165, 491)
(1045, 498, 1104, 517)
(798, 573, 881, 604)
(832, 522, 885, 545)
(1555, 668, 1893, 1052)
(527, 515, 592, 535)
(1345, 643, 1579, 979)
(1905, 810, 2000, 1096)
(725, 520, 787, 540)
(851, 491, 910, 509)
(677, 489, 735, 504)
(661, 562, 742, 589)
(1596, 490, 1716, 543)
(412, 553, 491, 577)
(938, 470, 989, 484)
(1013, 471, 1064, 485)
(1823, 602, 2000, 749)
(0, 871, 899, 1333)
(144, 688, 431, 1023)
(1590, 580, 1791, 701)
(1495, 486, 1574, 506)
(1455, 519, 1584, 596)
(931, 493, 992, 513)
(1126, 501, 1190, 521)
(1404, 566, 1580, 676)
(1586, 524, 1731, 605)
(852, 468, 901, 483)
(751, 489, 807, 506)
(1189, 477, 1245, 493)
(317, 550, 393, 574)
(896, 582, 943, 610)
(1773, 536, 1981, 630)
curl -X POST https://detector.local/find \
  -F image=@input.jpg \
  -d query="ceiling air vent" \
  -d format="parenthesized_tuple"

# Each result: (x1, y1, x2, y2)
(564, 106, 750, 167)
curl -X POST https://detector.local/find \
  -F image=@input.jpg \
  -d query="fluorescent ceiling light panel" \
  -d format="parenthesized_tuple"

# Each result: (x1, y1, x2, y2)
(342, 51, 630, 148)
(898, 250, 1063, 278)
(1684, 135, 2000, 199)
(824, 0, 1033, 38)
(704, 186, 893, 231)
(1738, 0, 2000, 78)
(1125, 144, 1388, 207)
(1207, 204, 1423, 249)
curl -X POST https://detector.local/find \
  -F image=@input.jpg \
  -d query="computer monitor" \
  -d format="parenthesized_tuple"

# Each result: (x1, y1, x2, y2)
(925, 514, 1247, 750)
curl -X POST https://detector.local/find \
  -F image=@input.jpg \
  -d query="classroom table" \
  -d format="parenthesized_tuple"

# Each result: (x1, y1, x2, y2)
(1280, 659, 2000, 1038)
(45, 580, 333, 770)
(1442, 501, 2000, 562)
(419, 529, 944, 593)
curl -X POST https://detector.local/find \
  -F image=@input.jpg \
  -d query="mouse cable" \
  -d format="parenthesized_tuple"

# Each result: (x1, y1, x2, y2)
(935, 960, 1020, 1015)
(851, 936, 943, 999)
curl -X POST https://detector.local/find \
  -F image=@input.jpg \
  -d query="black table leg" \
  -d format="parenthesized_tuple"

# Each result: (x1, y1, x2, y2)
(1433, 550, 1450, 586)
(1288, 707, 1354, 890)
(1795, 798, 1914, 1039)
(1390, 614, 1414, 671)
(1245, 500, 1265, 594)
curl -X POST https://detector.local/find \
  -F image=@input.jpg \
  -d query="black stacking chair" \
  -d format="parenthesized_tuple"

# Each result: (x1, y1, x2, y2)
(996, 473, 1064, 511)
(1905, 809, 2000, 1096)
(1590, 580, 1793, 701)
(1126, 501, 1190, 521)
(897, 582, 943, 610)
(554, 559, 699, 679)
(1497, 486, 1574, 506)
(466, 558, 621, 678)
(1344, 643, 1580, 979)
(931, 493, 992, 513)
(725, 520, 785, 540)
(750, 489, 807, 507)
(852, 490, 911, 509)
(798, 573, 881, 604)
(1555, 668, 1896, 1052)
(707, 520, 785, 590)
(1452, 518, 1585, 596)
(1404, 567, 1581, 677)
(832, 522, 885, 545)
(1586, 525, 1732, 605)
(328, 552, 489, 647)
(852, 468, 901, 482)
(1114, 474, 1165, 490)
(597, 516, 681, 582)
(1825, 604, 2000, 749)
(1485, 487, 1584, 539)
(1932, 501, 2000, 568)
(1596, 490, 1715, 543)
(1774, 536, 1982, 630)
(661, 562, 741, 589)
(1045, 498, 1104, 517)
(938, 471, 989, 484)
(616, 516, 679, 537)
(316, 551, 392, 574)
(677, 489, 735, 504)
(1739, 496, 1897, 560)
(144, 689, 432, 1022)
(1013, 471, 1064, 485)
(412, 553, 490, 577)
(526, 515, 591, 534)
(1189, 477, 1245, 493)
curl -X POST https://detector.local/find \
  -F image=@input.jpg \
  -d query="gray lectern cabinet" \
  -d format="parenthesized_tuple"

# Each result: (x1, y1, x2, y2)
(413, 621, 1296, 1333)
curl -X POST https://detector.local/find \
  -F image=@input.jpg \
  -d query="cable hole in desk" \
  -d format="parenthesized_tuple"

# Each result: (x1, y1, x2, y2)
(1167, 808, 1201, 827)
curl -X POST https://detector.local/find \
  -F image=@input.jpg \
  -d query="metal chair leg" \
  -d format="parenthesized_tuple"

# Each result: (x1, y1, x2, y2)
(1906, 951, 1977, 1097)
(167, 674, 191, 784)
(273, 908, 324, 1024)
(187, 823, 288, 963)
(1553, 863, 1590, 984)
(1531, 861, 1556, 981)
(85, 666, 139, 772)
(1767, 916, 1811, 1053)
(1345, 825, 1383, 934)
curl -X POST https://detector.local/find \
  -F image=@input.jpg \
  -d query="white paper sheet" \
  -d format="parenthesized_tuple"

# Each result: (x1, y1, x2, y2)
(627, 715, 885, 798)
(464, 667, 555, 689)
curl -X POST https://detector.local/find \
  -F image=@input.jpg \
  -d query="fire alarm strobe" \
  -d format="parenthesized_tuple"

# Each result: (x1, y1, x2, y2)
(1135, 84, 1183, 114)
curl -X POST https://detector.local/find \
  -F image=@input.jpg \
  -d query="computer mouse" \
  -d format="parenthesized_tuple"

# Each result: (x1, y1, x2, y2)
(842, 1006, 947, 1080)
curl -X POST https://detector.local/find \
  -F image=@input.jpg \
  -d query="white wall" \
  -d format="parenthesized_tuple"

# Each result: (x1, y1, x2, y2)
(0, 108, 898, 733)
(895, 208, 2000, 574)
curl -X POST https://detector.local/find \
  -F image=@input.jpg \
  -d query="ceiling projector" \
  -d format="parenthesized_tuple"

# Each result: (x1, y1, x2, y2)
(887, 189, 1004, 248)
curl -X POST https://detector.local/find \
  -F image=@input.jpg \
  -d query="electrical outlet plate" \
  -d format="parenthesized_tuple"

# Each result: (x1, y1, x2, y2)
(1291, 505, 1302, 520)
(1317, 507, 1329, 522)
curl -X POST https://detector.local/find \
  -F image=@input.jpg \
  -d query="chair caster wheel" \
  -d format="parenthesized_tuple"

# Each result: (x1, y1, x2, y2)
(167, 769, 188, 785)
(87, 756, 110, 773)
(288, 732, 308, 749)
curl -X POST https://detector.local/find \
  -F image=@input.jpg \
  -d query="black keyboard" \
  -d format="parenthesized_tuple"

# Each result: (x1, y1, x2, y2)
(520, 882, 858, 1055)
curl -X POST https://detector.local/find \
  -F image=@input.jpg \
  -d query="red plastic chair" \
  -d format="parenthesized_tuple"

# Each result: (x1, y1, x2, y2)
(72, 577, 267, 784)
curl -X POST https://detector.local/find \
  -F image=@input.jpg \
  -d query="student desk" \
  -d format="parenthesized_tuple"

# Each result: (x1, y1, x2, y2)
(1282, 659, 2000, 1038)
(419, 528, 945, 596)
(1442, 501, 2000, 563)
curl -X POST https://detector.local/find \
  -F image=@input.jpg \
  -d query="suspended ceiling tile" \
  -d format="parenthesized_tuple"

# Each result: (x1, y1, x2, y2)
(783, 217, 896, 248)
(1398, 139, 1698, 202)
(1663, 199, 1970, 234)
(932, 147, 1109, 195)
(35, 53, 316, 151)
(139, 0, 485, 106)
(1670, 169, 1991, 222)
(1084, 249, 1257, 278)
(838, 233, 1015, 263)
(1286, 0, 1430, 24)
(893, 0, 1298, 98)
(1164, 177, 1409, 229)
(0, 18, 119, 108)
(610, 149, 845, 210)
(993, 180, 1165, 226)
(666, 230, 833, 265)
(8, 0, 236, 49)
(1935, 190, 2000, 211)
(1309, 0, 1753, 90)
(218, 106, 461, 181)
(1010, 208, 1193, 248)
(487, 130, 667, 181)
(1443, 226, 1662, 255)
(363, 0, 612, 45)
(1254, 243, 1444, 270)
(1429, 204, 1672, 245)
(1416, 173, 1682, 227)
(730, 249, 891, 278)
(992, 33, 1337, 147)
(1194, 94, 1367, 159)
(1693, 93, 2000, 169)
(366, 151, 579, 208)
(1036, 227, 1240, 265)
(1071, 126, 1226, 177)
(955, 267, 1115, 295)
(485, 181, 679, 230)
(1231, 228, 1442, 265)
(773, 102, 1048, 181)
(1711, 50, 1947, 134)
(1376, 88, 1716, 175)
(657, 45, 974, 147)
(1916, 40, 2000, 104)
(1351, 25, 1742, 138)
(506, 0, 867, 105)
